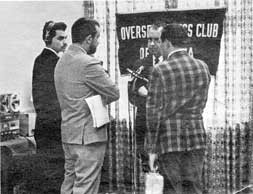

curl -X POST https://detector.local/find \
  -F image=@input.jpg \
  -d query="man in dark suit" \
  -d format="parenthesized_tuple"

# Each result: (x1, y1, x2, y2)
(128, 24, 163, 169)
(31, 20, 67, 193)
(55, 18, 119, 194)
(32, 21, 67, 152)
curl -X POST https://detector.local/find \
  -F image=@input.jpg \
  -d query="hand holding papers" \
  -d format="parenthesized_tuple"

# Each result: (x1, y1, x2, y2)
(85, 95, 110, 128)
(148, 153, 158, 172)
(145, 153, 163, 194)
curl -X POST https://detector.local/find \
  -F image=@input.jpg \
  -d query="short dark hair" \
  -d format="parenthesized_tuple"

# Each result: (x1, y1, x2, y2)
(150, 21, 166, 30)
(71, 17, 100, 43)
(42, 21, 67, 45)
(161, 24, 189, 46)
(149, 24, 162, 31)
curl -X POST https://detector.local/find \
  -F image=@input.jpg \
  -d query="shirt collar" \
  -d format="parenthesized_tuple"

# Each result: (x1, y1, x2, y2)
(158, 56, 163, 63)
(152, 55, 163, 66)
(45, 47, 59, 57)
(167, 48, 187, 60)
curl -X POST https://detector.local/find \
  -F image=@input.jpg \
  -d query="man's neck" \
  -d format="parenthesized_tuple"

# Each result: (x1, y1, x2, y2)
(73, 43, 88, 54)
(167, 47, 186, 59)
(167, 46, 177, 57)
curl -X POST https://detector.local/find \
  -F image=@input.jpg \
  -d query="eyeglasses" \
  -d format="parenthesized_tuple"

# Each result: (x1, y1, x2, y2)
(148, 38, 160, 43)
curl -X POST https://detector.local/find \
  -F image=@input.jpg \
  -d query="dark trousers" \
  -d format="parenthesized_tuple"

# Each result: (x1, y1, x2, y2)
(159, 149, 205, 194)
(10, 146, 64, 194)
(135, 110, 150, 172)
(135, 108, 146, 157)
(10, 129, 64, 194)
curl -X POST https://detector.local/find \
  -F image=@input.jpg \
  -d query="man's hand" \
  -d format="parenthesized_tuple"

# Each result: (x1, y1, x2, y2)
(138, 86, 148, 97)
(148, 153, 158, 172)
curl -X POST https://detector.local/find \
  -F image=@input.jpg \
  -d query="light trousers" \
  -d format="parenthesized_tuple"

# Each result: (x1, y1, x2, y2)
(61, 142, 106, 194)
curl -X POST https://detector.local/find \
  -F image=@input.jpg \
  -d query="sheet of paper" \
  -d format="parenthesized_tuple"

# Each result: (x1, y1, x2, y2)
(85, 95, 109, 128)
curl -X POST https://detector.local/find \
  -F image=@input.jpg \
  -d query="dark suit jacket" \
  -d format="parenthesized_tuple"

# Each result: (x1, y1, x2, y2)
(128, 55, 153, 110)
(32, 48, 62, 146)
(54, 44, 119, 145)
(128, 55, 153, 150)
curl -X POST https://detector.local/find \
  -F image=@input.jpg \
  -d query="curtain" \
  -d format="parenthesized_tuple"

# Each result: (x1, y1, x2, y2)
(178, 0, 253, 193)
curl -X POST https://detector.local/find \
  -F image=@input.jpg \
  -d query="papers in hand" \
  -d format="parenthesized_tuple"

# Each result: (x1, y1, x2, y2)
(145, 172, 164, 194)
(85, 95, 110, 128)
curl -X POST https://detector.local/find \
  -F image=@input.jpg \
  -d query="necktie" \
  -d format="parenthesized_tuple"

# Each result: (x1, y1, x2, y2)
(155, 57, 160, 64)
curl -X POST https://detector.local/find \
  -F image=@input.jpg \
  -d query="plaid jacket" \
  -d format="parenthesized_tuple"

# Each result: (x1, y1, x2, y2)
(146, 49, 211, 154)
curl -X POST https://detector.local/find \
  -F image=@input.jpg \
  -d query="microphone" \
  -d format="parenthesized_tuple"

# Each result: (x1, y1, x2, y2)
(126, 68, 149, 83)
(136, 65, 144, 74)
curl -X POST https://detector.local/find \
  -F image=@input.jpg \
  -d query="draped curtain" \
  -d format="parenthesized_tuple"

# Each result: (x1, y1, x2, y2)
(179, 1, 253, 193)
(83, 0, 253, 193)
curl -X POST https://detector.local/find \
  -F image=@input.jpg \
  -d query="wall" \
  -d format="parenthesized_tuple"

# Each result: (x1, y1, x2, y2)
(0, 1, 83, 112)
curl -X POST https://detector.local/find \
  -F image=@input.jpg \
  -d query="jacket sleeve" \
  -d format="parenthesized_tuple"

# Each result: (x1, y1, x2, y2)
(83, 61, 120, 104)
(146, 66, 163, 153)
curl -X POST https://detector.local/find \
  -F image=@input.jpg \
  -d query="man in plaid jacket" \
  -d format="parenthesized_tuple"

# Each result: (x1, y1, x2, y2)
(146, 24, 211, 194)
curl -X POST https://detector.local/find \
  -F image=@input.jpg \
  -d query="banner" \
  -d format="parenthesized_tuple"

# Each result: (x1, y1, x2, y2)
(116, 8, 226, 75)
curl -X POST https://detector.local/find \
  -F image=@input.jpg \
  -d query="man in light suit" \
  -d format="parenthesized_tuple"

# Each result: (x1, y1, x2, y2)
(54, 18, 120, 194)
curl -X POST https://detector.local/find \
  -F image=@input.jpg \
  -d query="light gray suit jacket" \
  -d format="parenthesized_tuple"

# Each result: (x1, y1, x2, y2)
(54, 44, 119, 145)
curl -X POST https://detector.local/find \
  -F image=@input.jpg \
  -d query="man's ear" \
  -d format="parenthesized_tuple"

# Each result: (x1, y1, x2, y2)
(85, 34, 93, 44)
(164, 39, 171, 48)
(168, 40, 173, 48)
